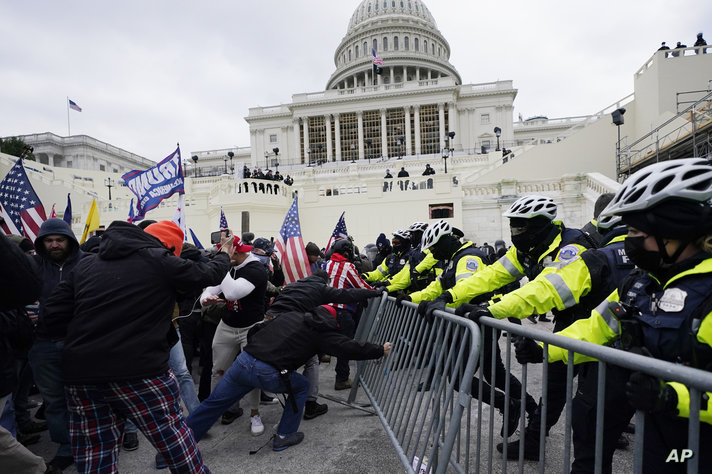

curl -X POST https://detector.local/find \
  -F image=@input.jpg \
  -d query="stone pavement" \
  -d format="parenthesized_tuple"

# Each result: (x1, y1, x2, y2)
(23, 319, 636, 473)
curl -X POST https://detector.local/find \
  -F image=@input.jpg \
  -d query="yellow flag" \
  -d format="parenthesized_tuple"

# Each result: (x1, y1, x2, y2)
(80, 199, 100, 244)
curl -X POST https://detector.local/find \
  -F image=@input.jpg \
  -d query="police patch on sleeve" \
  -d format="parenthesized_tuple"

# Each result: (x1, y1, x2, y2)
(466, 259, 479, 272)
(557, 245, 580, 262)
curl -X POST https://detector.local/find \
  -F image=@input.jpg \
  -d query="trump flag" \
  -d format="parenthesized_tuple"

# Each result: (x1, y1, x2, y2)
(122, 146, 184, 221)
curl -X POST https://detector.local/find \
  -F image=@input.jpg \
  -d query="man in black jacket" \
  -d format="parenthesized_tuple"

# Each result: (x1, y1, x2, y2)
(268, 271, 380, 419)
(28, 218, 84, 471)
(186, 303, 390, 451)
(42, 220, 232, 474)
(0, 233, 59, 473)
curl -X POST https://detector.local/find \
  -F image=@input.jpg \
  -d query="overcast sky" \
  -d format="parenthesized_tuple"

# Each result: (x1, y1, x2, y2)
(1, 0, 709, 162)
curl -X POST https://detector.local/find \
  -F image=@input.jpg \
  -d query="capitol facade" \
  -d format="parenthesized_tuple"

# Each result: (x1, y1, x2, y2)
(3, 0, 711, 248)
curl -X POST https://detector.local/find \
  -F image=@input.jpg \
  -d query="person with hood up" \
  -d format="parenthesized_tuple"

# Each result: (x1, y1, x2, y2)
(186, 301, 390, 452)
(365, 229, 411, 287)
(28, 218, 84, 471)
(42, 220, 232, 474)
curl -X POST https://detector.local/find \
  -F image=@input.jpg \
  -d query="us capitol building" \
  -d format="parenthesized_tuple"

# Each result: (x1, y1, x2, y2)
(3, 0, 711, 247)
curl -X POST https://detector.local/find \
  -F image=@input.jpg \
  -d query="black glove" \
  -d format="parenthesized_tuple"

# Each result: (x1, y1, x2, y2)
(372, 281, 389, 289)
(422, 293, 452, 323)
(514, 337, 544, 364)
(466, 304, 492, 324)
(369, 289, 383, 299)
(625, 372, 678, 415)
(396, 294, 411, 308)
(417, 300, 430, 319)
(454, 304, 476, 317)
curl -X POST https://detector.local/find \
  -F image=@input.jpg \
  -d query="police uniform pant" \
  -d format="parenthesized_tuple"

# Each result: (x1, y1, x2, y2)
(641, 412, 712, 474)
(571, 363, 634, 474)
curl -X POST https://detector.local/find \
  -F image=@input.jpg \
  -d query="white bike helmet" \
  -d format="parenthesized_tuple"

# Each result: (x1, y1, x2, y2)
(421, 220, 452, 250)
(408, 221, 429, 232)
(595, 213, 622, 230)
(392, 229, 410, 240)
(600, 158, 712, 218)
(503, 195, 557, 220)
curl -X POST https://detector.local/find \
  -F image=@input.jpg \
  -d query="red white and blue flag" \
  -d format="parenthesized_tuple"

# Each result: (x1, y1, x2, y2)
(62, 193, 72, 225)
(0, 158, 47, 241)
(325, 211, 348, 252)
(275, 196, 311, 284)
(172, 194, 187, 241)
(219, 207, 229, 230)
(68, 99, 82, 112)
(372, 48, 384, 66)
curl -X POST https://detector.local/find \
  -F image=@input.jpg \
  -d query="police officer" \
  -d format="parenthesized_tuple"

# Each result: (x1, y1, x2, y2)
(386, 222, 439, 294)
(364, 229, 411, 285)
(517, 158, 712, 472)
(425, 195, 596, 458)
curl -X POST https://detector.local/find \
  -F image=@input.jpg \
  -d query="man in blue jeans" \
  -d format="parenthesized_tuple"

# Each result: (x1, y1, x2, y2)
(187, 305, 390, 451)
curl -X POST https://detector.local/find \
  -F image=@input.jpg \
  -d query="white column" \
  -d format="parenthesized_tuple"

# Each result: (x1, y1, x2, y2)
(448, 101, 458, 149)
(325, 115, 333, 162)
(302, 117, 310, 164)
(250, 130, 257, 166)
(334, 114, 342, 162)
(390, 67, 394, 84)
(416, 67, 420, 81)
(380, 108, 388, 159)
(292, 119, 300, 165)
(357, 111, 365, 161)
(414, 105, 421, 155)
(438, 103, 445, 151)
(402, 65, 407, 82)
(404, 106, 411, 156)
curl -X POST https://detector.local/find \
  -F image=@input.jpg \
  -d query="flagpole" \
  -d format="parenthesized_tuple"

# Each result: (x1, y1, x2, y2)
(66, 97, 70, 136)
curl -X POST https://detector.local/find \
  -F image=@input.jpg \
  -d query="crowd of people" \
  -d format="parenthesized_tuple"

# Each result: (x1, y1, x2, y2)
(2, 157, 712, 473)
(658, 32, 707, 55)
(242, 165, 293, 186)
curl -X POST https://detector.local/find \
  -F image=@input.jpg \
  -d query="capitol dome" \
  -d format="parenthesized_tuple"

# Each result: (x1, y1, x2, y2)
(326, 0, 461, 90)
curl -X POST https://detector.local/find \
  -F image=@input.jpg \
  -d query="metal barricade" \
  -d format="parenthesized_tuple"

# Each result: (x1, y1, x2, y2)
(475, 316, 712, 474)
(345, 294, 481, 474)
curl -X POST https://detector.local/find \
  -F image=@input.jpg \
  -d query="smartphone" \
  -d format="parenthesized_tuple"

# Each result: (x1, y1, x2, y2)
(210, 231, 222, 244)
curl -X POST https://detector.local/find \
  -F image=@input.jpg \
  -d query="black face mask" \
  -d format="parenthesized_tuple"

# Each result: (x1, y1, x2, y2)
(624, 236, 662, 273)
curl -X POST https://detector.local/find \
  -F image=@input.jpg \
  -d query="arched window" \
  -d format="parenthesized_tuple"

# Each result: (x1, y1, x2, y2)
(404, 36, 409, 50)
(383, 36, 388, 51)
(431, 43, 435, 54)
(383, 1, 387, 8)
(355, 45, 359, 57)
(348, 49, 352, 61)
(423, 40, 427, 53)
(373, 38, 378, 52)
(364, 41, 368, 55)
(438, 46, 441, 56)
(414, 37, 419, 51)
(394, 36, 399, 51)
(375, 2, 378, 10)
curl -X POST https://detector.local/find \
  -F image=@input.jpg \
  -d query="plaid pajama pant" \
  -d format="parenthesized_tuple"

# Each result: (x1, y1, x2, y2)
(65, 371, 210, 474)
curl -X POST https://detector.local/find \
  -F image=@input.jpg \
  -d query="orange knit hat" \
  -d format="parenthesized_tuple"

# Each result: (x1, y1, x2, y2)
(145, 221, 184, 256)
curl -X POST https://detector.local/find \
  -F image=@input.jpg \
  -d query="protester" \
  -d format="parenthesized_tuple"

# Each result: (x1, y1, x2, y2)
(42, 220, 232, 474)
(28, 218, 85, 471)
(186, 303, 391, 451)
(305, 241, 325, 273)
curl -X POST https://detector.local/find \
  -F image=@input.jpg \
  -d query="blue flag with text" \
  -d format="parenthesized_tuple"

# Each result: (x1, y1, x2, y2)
(122, 146, 184, 221)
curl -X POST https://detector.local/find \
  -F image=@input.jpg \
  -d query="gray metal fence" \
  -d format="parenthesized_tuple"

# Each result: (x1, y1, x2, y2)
(345, 296, 712, 474)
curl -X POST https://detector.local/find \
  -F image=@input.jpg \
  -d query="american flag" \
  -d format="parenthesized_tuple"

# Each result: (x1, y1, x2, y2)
(127, 198, 135, 222)
(172, 194, 187, 241)
(219, 207, 229, 229)
(325, 211, 348, 252)
(68, 99, 82, 112)
(274, 196, 311, 284)
(372, 48, 384, 66)
(0, 158, 47, 241)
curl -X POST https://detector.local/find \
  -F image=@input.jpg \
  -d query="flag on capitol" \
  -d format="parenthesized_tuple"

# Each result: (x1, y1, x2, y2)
(275, 196, 311, 284)
(68, 99, 82, 112)
(0, 157, 47, 241)
(325, 211, 348, 252)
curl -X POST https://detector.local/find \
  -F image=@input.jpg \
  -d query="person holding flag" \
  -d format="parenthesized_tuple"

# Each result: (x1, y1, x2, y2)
(325, 212, 348, 253)
(80, 199, 100, 244)
(275, 197, 311, 284)
(0, 157, 47, 241)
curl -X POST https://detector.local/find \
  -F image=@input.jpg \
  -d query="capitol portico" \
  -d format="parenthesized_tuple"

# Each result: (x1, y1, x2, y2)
(3, 0, 711, 248)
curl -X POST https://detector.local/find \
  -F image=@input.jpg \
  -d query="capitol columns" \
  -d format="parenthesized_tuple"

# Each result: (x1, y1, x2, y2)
(357, 111, 365, 161)
(448, 101, 458, 149)
(302, 117, 310, 165)
(438, 103, 446, 152)
(292, 118, 300, 165)
(325, 114, 333, 162)
(380, 108, 388, 159)
(414, 105, 421, 155)
(404, 106, 412, 157)
(334, 114, 342, 162)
